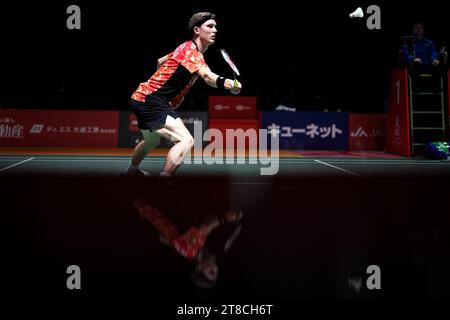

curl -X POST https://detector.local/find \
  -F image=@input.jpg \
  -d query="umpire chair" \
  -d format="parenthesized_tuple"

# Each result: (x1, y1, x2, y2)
(398, 45, 449, 156)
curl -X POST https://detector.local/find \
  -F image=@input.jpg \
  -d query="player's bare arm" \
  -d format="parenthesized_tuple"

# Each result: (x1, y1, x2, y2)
(156, 54, 169, 69)
(197, 66, 242, 91)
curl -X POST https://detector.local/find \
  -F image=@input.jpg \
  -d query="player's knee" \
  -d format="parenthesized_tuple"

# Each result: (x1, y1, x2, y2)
(187, 136, 194, 149)
(181, 135, 194, 149)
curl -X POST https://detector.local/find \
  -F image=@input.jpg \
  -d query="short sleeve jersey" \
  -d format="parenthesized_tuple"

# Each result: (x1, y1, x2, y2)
(131, 40, 208, 108)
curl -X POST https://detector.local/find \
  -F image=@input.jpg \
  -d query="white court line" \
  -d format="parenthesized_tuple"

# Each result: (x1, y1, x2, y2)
(49, 157, 443, 163)
(0, 157, 33, 160)
(0, 156, 446, 163)
(2, 156, 237, 159)
(274, 161, 448, 166)
(0, 155, 429, 161)
(28, 159, 165, 163)
(317, 161, 450, 165)
(285, 159, 445, 164)
(0, 157, 35, 172)
(0, 156, 447, 166)
(314, 159, 362, 177)
(0, 158, 445, 166)
(0, 156, 443, 167)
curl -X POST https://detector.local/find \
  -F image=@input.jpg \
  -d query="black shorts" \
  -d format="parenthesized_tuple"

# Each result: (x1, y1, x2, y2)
(130, 97, 179, 132)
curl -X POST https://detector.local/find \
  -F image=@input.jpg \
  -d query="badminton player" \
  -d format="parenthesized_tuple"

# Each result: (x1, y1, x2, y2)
(133, 197, 243, 288)
(123, 12, 242, 177)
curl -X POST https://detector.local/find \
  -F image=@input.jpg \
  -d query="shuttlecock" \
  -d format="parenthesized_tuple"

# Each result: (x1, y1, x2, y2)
(349, 7, 364, 18)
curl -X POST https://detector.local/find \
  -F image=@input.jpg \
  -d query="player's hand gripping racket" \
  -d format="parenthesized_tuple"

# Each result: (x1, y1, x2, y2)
(220, 49, 241, 92)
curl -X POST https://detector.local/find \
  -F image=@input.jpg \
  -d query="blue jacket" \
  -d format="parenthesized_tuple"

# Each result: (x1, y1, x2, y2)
(401, 37, 438, 65)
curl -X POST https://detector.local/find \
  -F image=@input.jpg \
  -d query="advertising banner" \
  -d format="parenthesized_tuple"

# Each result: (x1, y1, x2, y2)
(208, 96, 258, 119)
(386, 68, 411, 157)
(448, 68, 450, 129)
(208, 119, 260, 149)
(260, 111, 349, 150)
(349, 114, 387, 150)
(0, 109, 119, 147)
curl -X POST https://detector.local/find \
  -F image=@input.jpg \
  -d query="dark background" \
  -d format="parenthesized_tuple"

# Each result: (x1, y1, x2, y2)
(1, 1, 449, 112)
(3, 174, 450, 301)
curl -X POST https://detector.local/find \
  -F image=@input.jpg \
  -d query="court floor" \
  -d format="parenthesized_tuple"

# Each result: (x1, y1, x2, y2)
(1, 147, 450, 178)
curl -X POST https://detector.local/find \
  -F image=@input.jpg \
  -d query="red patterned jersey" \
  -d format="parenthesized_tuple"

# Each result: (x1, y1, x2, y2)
(131, 40, 208, 109)
(136, 202, 206, 260)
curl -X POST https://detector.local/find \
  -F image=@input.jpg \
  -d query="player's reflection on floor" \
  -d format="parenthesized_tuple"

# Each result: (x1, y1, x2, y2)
(132, 197, 243, 288)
